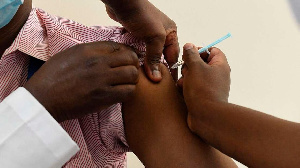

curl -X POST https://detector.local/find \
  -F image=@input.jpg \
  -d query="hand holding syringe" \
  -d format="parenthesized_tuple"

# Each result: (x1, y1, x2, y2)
(171, 33, 232, 69)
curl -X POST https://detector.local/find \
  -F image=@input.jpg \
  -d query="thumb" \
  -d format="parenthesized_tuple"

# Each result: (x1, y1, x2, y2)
(182, 43, 206, 68)
(144, 35, 165, 82)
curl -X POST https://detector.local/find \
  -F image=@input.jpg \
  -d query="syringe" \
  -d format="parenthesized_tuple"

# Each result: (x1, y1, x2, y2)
(171, 33, 232, 69)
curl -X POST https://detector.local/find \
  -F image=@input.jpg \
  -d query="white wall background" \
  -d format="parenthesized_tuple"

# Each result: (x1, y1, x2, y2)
(32, 0, 300, 167)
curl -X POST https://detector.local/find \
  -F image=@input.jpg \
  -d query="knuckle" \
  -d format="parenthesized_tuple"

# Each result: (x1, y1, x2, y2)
(76, 44, 98, 60)
(106, 41, 121, 53)
(147, 56, 161, 65)
(127, 67, 139, 81)
(84, 57, 99, 68)
(131, 53, 139, 64)
(125, 49, 139, 64)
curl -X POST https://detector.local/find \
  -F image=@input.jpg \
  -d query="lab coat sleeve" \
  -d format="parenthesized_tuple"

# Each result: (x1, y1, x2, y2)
(0, 87, 79, 168)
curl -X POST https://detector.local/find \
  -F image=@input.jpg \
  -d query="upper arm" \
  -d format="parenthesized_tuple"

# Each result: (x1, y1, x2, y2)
(122, 64, 237, 168)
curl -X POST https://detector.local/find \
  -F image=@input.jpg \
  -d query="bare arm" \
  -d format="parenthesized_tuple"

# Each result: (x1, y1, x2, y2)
(190, 101, 300, 168)
(122, 64, 236, 168)
(179, 43, 300, 168)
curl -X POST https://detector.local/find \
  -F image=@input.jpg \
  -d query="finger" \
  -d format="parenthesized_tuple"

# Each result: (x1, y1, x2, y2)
(182, 43, 206, 68)
(163, 31, 180, 80)
(170, 66, 178, 82)
(197, 47, 210, 63)
(144, 33, 166, 82)
(109, 66, 139, 85)
(105, 5, 119, 22)
(176, 77, 184, 95)
(160, 63, 173, 80)
(181, 64, 188, 76)
(109, 48, 139, 68)
(177, 77, 184, 88)
(109, 85, 136, 103)
(207, 47, 228, 66)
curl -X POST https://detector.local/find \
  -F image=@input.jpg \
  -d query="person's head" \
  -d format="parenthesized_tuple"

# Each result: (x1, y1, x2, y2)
(0, 0, 32, 55)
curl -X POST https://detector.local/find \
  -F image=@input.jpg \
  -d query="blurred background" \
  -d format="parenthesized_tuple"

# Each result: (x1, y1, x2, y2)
(32, 0, 300, 167)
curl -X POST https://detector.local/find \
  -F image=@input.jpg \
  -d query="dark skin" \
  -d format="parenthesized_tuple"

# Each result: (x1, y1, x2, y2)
(102, 0, 179, 82)
(123, 64, 237, 168)
(1, 0, 179, 121)
(1, 1, 237, 167)
(1, 1, 179, 82)
(179, 43, 300, 168)
(24, 42, 140, 122)
(1, 0, 140, 122)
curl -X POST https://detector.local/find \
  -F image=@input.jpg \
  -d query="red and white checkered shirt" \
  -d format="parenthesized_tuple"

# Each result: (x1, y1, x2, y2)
(0, 8, 165, 167)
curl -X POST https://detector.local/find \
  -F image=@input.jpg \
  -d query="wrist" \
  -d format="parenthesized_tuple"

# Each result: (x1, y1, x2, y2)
(187, 98, 229, 121)
(24, 84, 62, 122)
(187, 100, 229, 139)
(186, 95, 222, 109)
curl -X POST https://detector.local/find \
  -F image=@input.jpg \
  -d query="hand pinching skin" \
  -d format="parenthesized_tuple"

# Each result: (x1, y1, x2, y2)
(103, 0, 179, 82)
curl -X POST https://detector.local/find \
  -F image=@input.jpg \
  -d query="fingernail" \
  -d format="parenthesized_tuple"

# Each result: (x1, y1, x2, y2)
(184, 43, 194, 50)
(153, 70, 161, 78)
(151, 65, 162, 78)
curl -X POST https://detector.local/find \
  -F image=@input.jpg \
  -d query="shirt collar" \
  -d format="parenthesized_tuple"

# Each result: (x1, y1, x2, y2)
(1, 8, 144, 63)
(2, 8, 50, 61)
(2, 8, 123, 61)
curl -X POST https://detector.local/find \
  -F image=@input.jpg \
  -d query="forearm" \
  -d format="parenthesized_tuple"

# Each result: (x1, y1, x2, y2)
(189, 100, 300, 167)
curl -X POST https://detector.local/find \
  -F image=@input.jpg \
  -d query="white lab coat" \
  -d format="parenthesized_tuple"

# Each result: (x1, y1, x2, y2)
(0, 87, 79, 168)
